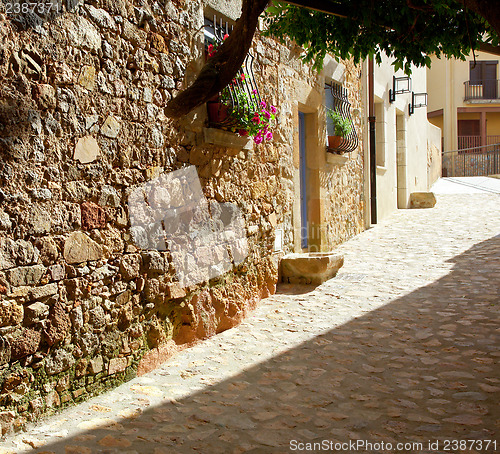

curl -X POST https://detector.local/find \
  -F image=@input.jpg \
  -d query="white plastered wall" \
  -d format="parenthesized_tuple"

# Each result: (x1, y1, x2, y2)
(374, 54, 438, 220)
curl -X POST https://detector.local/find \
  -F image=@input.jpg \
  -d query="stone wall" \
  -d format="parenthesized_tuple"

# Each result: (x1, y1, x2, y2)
(0, 0, 364, 435)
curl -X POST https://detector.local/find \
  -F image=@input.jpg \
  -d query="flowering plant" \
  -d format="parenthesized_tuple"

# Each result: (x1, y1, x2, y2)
(206, 37, 277, 144)
(220, 83, 277, 144)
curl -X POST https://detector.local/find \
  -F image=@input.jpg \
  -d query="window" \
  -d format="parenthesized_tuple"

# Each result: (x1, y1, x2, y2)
(324, 82, 358, 153)
(325, 82, 336, 137)
(469, 61, 498, 99)
(470, 61, 497, 82)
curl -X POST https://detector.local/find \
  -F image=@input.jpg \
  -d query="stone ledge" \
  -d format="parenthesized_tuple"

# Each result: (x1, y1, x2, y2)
(326, 152, 349, 166)
(281, 252, 344, 285)
(203, 128, 253, 150)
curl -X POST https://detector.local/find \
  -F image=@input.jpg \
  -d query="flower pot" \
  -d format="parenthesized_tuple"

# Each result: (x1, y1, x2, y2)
(328, 135, 343, 149)
(207, 102, 230, 124)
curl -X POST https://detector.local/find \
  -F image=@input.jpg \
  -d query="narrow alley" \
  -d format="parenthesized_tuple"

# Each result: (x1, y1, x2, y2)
(2, 188, 499, 453)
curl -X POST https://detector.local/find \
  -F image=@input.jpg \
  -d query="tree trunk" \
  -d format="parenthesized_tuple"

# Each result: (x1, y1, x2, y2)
(164, 0, 269, 119)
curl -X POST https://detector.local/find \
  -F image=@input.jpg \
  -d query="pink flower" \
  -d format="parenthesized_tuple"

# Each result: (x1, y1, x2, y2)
(223, 34, 229, 40)
(265, 131, 273, 141)
(270, 105, 277, 114)
(260, 101, 267, 108)
(263, 110, 271, 119)
(252, 89, 257, 94)
(254, 134, 263, 144)
(252, 115, 261, 125)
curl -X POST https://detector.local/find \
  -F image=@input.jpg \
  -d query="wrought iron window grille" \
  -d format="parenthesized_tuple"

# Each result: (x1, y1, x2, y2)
(326, 83, 358, 154)
(204, 15, 261, 131)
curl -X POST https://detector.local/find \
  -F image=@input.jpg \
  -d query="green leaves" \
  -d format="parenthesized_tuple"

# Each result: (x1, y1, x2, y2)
(263, 0, 497, 74)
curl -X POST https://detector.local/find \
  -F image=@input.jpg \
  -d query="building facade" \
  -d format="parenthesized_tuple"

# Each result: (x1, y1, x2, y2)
(0, 0, 366, 433)
(427, 50, 500, 152)
(363, 54, 441, 221)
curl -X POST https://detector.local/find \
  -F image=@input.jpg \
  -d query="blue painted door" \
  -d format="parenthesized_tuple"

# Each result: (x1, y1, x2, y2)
(299, 112, 308, 249)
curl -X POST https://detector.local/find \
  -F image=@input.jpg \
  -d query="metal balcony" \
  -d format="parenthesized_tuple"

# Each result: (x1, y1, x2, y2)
(464, 79, 500, 101)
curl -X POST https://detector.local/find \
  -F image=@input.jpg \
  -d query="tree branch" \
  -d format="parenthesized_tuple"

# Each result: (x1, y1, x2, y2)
(164, 0, 269, 119)
(478, 42, 500, 56)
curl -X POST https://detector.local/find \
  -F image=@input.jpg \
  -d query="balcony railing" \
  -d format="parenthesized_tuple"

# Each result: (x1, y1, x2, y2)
(458, 135, 500, 150)
(464, 79, 500, 101)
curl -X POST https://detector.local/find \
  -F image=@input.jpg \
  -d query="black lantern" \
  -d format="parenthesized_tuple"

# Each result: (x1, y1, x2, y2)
(389, 76, 412, 103)
(408, 92, 428, 116)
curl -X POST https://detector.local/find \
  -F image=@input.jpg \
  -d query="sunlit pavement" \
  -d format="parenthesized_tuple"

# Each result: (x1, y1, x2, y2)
(431, 176, 500, 194)
(1, 189, 499, 453)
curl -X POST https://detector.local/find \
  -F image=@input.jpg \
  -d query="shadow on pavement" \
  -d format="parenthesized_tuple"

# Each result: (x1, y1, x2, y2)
(25, 235, 500, 453)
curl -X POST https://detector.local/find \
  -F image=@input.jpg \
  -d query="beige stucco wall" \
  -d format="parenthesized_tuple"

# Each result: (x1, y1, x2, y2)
(372, 54, 438, 221)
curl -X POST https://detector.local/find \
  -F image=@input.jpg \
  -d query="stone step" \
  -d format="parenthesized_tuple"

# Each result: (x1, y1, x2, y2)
(280, 252, 344, 285)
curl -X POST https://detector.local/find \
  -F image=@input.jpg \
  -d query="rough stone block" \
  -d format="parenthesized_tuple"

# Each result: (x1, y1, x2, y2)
(409, 192, 437, 209)
(0, 300, 24, 327)
(100, 115, 121, 138)
(281, 253, 344, 285)
(33, 84, 56, 109)
(99, 186, 121, 207)
(0, 335, 12, 365)
(45, 348, 75, 375)
(81, 201, 106, 230)
(85, 5, 116, 30)
(167, 282, 186, 299)
(0, 238, 18, 270)
(44, 302, 71, 346)
(6, 265, 45, 287)
(108, 357, 128, 375)
(74, 136, 100, 164)
(0, 411, 16, 436)
(29, 283, 58, 300)
(34, 237, 59, 266)
(119, 254, 141, 280)
(24, 301, 50, 324)
(89, 356, 104, 374)
(141, 250, 164, 273)
(48, 264, 65, 281)
(63, 231, 104, 264)
(0, 238, 39, 270)
(10, 328, 41, 360)
(64, 16, 101, 51)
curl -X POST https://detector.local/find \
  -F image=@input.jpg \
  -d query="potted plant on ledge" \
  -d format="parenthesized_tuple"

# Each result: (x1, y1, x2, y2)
(327, 109, 352, 149)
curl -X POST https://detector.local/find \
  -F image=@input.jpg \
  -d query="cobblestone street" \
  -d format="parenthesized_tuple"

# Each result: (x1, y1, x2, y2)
(2, 192, 499, 453)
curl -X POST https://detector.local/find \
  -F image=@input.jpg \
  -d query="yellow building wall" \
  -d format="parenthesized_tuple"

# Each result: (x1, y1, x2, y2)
(487, 113, 500, 136)
(428, 115, 443, 132)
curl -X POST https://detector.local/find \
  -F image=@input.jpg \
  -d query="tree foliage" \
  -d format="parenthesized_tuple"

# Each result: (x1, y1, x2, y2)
(264, 1, 498, 74)
(165, 0, 500, 118)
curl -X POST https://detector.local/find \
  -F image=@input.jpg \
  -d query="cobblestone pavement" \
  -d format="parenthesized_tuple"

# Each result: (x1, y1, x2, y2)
(2, 193, 499, 454)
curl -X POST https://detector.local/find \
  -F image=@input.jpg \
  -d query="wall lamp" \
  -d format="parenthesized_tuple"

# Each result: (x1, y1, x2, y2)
(389, 75, 411, 103)
(408, 92, 428, 116)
